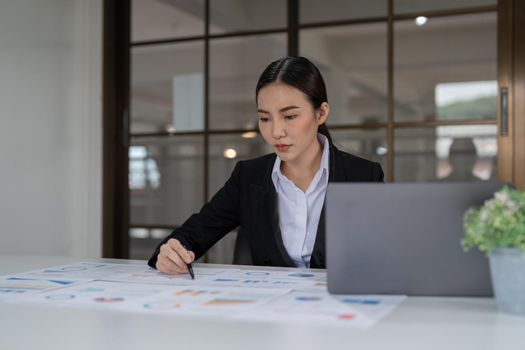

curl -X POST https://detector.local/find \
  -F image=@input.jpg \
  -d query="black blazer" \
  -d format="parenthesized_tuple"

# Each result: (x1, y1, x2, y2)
(148, 142, 384, 269)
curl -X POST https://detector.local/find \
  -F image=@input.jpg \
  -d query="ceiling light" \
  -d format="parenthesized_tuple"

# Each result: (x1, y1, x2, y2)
(415, 16, 428, 26)
(242, 131, 258, 139)
(376, 146, 388, 156)
(223, 148, 237, 159)
(165, 124, 176, 134)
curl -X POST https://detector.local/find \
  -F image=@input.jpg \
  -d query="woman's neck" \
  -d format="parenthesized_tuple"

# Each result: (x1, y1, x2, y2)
(281, 139, 323, 191)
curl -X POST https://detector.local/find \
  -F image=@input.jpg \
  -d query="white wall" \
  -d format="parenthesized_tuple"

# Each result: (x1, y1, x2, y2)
(0, 0, 102, 257)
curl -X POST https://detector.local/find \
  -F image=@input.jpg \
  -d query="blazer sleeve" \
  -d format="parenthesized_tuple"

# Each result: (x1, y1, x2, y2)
(372, 161, 384, 182)
(147, 161, 242, 268)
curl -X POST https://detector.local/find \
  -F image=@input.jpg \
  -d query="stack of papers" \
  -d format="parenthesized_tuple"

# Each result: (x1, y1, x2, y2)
(0, 262, 405, 329)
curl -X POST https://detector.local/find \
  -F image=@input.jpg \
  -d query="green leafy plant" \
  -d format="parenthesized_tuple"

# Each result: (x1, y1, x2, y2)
(462, 186, 525, 254)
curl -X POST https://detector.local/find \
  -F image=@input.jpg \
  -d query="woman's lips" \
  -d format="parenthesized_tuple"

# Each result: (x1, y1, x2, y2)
(275, 144, 291, 152)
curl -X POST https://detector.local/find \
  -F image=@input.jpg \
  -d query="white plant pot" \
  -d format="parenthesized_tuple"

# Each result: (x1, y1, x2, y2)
(489, 248, 525, 315)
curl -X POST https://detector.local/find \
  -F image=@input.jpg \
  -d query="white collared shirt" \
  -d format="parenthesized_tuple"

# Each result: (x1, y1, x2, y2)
(271, 134, 330, 267)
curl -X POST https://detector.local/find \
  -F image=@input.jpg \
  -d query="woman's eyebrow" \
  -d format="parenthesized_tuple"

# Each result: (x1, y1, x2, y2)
(257, 105, 301, 114)
(279, 105, 301, 113)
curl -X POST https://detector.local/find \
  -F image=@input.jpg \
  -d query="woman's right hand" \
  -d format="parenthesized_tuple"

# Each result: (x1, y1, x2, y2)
(155, 238, 195, 275)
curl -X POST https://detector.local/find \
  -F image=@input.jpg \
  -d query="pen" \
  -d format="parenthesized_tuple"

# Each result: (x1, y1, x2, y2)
(182, 244, 195, 280)
(187, 262, 195, 280)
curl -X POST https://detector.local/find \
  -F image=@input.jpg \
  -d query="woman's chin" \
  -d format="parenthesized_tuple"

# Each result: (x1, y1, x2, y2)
(276, 152, 296, 162)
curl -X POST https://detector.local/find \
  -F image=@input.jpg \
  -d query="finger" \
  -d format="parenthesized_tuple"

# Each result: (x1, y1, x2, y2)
(168, 239, 193, 264)
(177, 246, 194, 264)
(167, 238, 182, 250)
(162, 241, 182, 263)
(155, 249, 172, 273)
(158, 250, 186, 273)
(158, 259, 183, 275)
(182, 249, 193, 264)
(165, 248, 189, 272)
(158, 245, 186, 273)
(157, 260, 174, 275)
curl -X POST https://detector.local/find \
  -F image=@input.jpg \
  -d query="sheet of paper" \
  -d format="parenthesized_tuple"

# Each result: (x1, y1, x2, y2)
(207, 269, 327, 290)
(331, 294, 407, 322)
(126, 285, 292, 317)
(14, 262, 238, 286)
(236, 290, 406, 329)
(0, 276, 91, 301)
(12, 262, 129, 280)
(100, 266, 237, 285)
(8, 280, 172, 309)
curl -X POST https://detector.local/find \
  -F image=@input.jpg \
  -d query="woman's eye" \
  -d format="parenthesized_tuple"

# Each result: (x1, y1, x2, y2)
(285, 115, 297, 120)
(258, 117, 269, 122)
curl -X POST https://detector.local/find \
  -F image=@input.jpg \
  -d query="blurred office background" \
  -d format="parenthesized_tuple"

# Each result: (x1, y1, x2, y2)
(1, 0, 523, 262)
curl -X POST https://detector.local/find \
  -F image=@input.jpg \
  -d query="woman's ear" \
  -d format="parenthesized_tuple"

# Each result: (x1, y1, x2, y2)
(316, 102, 329, 125)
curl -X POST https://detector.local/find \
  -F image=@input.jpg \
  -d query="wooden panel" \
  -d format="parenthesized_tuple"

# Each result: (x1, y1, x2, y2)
(497, 0, 514, 183)
(386, 0, 394, 182)
(103, 0, 131, 258)
(513, 0, 525, 190)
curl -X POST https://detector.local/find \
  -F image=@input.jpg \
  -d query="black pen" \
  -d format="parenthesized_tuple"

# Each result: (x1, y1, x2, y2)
(182, 244, 195, 280)
(187, 262, 195, 280)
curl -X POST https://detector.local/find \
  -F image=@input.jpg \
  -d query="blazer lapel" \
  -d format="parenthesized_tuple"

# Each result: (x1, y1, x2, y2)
(250, 163, 295, 267)
(310, 206, 326, 268)
(311, 143, 346, 268)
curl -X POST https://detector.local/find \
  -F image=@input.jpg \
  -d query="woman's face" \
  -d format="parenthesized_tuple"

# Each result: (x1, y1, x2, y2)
(257, 83, 328, 165)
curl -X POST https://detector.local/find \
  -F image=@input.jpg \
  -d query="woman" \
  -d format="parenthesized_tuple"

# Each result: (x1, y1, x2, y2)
(148, 56, 384, 274)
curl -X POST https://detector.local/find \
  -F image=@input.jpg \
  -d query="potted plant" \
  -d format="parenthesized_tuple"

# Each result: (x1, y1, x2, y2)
(462, 186, 525, 315)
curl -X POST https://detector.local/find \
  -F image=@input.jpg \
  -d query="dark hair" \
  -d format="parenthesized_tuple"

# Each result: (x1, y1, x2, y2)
(255, 56, 331, 143)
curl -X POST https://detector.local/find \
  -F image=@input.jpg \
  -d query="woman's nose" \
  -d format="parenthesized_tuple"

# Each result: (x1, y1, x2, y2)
(272, 120, 286, 139)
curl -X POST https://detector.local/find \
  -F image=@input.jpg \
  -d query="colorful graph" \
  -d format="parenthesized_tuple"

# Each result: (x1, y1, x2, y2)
(43, 267, 87, 273)
(45, 294, 75, 300)
(0, 284, 42, 291)
(39, 262, 108, 273)
(143, 301, 181, 310)
(205, 298, 255, 306)
(173, 289, 221, 297)
(0, 277, 77, 291)
(0, 289, 26, 294)
(337, 313, 356, 320)
(79, 287, 105, 292)
(6, 277, 74, 285)
(288, 273, 315, 278)
(341, 298, 380, 305)
(93, 297, 125, 303)
(244, 271, 270, 276)
(295, 296, 322, 302)
(214, 278, 239, 282)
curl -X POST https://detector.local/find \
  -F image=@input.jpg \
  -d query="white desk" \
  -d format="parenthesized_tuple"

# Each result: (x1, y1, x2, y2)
(0, 255, 524, 350)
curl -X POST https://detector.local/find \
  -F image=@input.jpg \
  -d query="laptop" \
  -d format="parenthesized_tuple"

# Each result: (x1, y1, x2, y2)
(325, 182, 501, 296)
